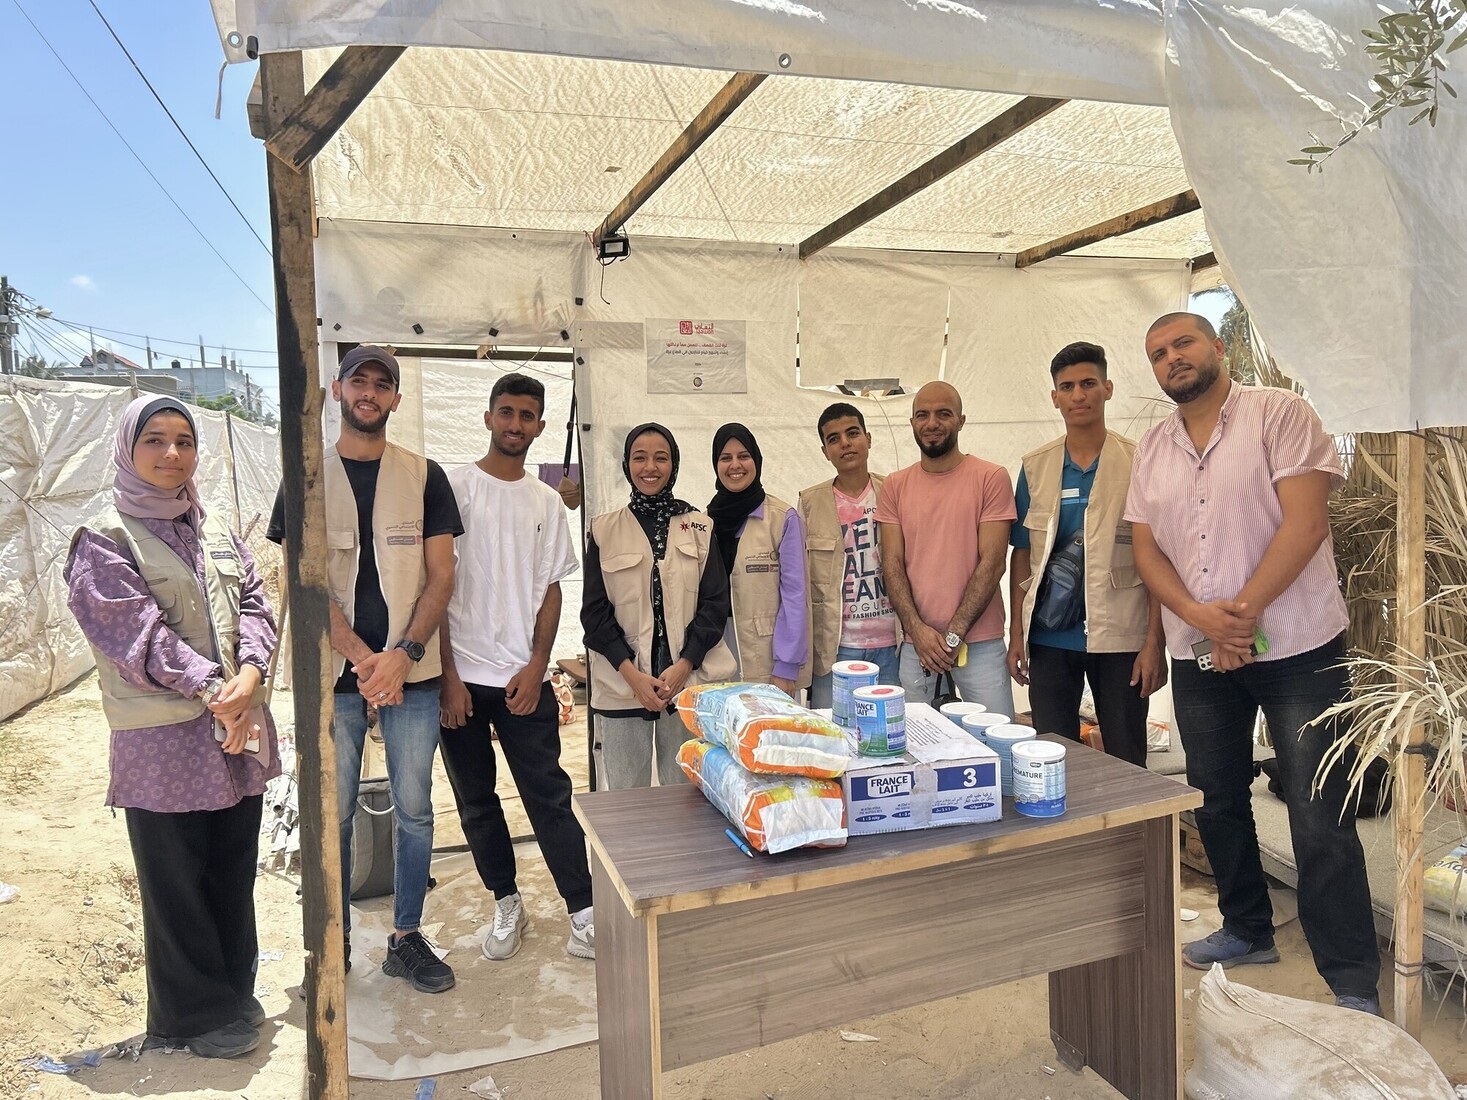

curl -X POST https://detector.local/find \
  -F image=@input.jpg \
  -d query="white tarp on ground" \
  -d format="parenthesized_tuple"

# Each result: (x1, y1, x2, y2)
(0, 378, 282, 723)
(212, 1, 1466, 432)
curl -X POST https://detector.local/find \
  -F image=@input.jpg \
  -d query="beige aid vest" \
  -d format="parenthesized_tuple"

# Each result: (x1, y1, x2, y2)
(1018, 431, 1150, 655)
(798, 474, 890, 678)
(75, 510, 268, 731)
(324, 443, 442, 681)
(728, 494, 811, 687)
(586, 506, 737, 711)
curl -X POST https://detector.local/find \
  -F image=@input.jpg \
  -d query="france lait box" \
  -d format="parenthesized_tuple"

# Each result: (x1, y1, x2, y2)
(841, 704, 1001, 836)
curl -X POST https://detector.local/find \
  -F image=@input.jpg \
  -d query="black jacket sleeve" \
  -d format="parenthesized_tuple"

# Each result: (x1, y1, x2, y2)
(580, 531, 636, 671)
(679, 539, 731, 670)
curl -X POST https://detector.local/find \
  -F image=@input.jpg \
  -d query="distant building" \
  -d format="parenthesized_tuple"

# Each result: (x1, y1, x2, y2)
(70, 351, 262, 415)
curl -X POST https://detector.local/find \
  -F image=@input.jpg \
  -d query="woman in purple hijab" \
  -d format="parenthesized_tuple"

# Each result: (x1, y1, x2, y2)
(64, 395, 280, 1059)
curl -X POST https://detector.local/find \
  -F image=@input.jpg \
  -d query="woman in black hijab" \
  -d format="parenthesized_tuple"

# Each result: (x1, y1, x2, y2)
(707, 423, 811, 696)
(581, 424, 735, 788)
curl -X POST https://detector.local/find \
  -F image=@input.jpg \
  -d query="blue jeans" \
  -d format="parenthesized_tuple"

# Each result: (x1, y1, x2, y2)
(1171, 634, 1379, 998)
(899, 639, 1015, 716)
(335, 689, 441, 933)
(809, 645, 901, 710)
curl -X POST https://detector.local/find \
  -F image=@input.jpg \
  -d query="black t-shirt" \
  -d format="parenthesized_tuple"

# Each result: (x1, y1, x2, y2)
(267, 456, 463, 694)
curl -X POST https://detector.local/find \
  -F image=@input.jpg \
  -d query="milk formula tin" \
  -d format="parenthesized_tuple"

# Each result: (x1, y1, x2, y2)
(831, 660, 880, 728)
(852, 685, 906, 756)
(985, 723, 1036, 796)
(1011, 740, 1067, 817)
(939, 701, 986, 724)
(960, 712, 1010, 744)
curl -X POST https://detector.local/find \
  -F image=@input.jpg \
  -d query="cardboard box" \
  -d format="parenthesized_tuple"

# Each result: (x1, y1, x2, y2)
(840, 703, 1001, 836)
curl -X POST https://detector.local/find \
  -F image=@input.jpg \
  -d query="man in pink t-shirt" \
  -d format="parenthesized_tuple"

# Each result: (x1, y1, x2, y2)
(876, 381, 1017, 712)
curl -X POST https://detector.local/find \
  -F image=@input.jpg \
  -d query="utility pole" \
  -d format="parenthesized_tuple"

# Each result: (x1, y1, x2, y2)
(0, 276, 16, 376)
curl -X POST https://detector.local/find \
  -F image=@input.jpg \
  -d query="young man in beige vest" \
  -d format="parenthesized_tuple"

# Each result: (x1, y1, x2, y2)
(268, 345, 462, 993)
(1006, 341, 1166, 767)
(799, 402, 899, 708)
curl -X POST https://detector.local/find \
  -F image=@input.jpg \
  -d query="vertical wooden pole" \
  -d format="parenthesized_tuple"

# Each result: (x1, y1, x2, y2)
(261, 50, 350, 1097)
(1394, 430, 1426, 1036)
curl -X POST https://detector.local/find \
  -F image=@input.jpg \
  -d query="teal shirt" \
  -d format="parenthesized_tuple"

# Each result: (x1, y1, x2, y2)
(1011, 451, 1098, 653)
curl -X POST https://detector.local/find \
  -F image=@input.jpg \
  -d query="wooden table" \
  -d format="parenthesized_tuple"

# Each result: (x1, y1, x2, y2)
(573, 738, 1202, 1099)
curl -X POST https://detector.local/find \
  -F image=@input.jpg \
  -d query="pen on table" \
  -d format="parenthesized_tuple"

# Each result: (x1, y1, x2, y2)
(724, 826, 756, 858)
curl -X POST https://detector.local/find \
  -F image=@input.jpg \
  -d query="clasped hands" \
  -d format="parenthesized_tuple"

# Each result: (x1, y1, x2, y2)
(1190, 599, 1258, 672)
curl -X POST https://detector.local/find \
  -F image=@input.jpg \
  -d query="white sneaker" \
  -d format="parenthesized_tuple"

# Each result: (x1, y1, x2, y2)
(483, 894, 529, 961)
(567, 907, 595, 960)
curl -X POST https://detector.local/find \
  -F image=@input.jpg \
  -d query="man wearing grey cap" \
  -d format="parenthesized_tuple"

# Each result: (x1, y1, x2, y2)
(268, 345, 463, 992)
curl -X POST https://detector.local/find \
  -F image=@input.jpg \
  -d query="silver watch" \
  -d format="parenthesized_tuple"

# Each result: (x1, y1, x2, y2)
(199, 677, 226, 705)
(944, 631, 963, 649)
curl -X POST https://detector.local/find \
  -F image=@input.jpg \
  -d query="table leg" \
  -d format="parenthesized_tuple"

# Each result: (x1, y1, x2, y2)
(1049, 813, 1181, 1100)
(592, 850, 662, 1099)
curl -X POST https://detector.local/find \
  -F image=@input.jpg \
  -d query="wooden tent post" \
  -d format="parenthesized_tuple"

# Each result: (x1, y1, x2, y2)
(261, 50, 350, 1098)
(1394, 430, 1426, 1036)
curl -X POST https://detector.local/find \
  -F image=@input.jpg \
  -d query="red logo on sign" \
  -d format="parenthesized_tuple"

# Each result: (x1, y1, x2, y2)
(679, 320, 693, 335)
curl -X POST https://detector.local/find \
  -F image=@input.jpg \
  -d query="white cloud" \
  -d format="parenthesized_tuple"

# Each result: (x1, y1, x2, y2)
(70, 274, 95, 290)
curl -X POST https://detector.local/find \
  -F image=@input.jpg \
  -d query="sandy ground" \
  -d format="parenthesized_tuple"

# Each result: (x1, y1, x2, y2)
(4, 673, 1466, 1099)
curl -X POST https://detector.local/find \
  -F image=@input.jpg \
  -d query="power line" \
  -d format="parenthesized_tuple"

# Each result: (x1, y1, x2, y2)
(40, 315, 280, 357)
(83, 0, 272, 257)
(9, 0, 274, 315)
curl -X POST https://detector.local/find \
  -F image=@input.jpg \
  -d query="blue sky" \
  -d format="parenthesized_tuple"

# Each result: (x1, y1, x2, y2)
(1, 0, 279, 408)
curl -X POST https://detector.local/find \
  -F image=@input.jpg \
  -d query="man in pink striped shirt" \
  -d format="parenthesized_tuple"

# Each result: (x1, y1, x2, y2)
(1125, 312, 1379, 1015)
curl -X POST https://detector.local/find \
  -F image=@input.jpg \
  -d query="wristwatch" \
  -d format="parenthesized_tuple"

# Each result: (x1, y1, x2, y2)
(944, 631, 963, 649)
(395, 638, 426, 662)
(199, 677, 226, 705)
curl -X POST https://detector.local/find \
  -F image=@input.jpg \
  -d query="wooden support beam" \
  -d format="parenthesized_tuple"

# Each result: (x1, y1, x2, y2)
(1394, 430, 1427, 1038)
(261, 51, 350, 1099)
(266, 45, 405, 172)
(1190, 251, 1217, 271)
(1015, 189, 1200, 269)
(799, 96, 1067, 260)
(594, 71, 766, 245)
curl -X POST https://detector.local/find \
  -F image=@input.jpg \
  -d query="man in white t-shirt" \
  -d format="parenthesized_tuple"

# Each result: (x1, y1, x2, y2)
(799, 403, 900, 708)
(438, 373, 594, 963)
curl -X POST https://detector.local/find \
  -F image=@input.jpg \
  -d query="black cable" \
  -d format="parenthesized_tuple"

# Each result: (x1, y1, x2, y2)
(84, 0, 272, 256)
(9, 0, 274, 314)
(41, 316, 281, 357)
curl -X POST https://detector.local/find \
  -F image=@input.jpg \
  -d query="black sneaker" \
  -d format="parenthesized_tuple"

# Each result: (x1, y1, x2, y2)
(239, 995, 267, 1027)
(184, 1019, 260, 1058)
(382, 930, 455, 993)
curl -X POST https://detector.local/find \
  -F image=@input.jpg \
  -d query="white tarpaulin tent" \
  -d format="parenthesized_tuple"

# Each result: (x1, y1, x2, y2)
(212, 0, 1465, 432)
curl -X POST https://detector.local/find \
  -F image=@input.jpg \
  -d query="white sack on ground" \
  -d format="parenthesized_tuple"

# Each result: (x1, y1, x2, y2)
(211, 0, 1169, 106)
(1185, 964, 1454, 1100)
(1166, 1, 1467, 432)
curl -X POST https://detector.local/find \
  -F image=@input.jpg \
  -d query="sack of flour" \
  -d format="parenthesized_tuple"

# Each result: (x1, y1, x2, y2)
(675, 682, 848, 778)
(677, 739, 847, 853)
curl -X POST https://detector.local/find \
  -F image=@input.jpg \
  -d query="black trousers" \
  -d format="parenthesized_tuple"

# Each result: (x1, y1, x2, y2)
(124, 795, 263, 1040)
(439, 680, 593, 913)
(1027, 643, 1150, 767)
(1171, 635, 1379, 998)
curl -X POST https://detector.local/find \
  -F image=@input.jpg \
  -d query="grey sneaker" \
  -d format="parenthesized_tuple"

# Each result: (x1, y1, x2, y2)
(1182, 928, 1280, 971)
(1336, 994, 1382, 1016)
(484, 894, 529, 961)
(567, 908, 595, 960)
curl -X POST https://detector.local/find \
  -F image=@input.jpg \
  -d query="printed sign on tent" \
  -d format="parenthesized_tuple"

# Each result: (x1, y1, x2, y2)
(646, 318, 747, 394)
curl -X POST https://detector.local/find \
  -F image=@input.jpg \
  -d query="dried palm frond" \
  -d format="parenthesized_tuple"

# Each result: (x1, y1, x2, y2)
(1322, 428, 1467, 819)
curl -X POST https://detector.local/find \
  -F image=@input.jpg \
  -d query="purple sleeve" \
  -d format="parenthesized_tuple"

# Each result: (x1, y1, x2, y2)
(772, 508, 809, 680)
(65, 529, 221, 698)
(232, 532, 278, 675)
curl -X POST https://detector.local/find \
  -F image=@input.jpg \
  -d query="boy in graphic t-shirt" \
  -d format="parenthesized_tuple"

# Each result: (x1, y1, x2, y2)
(798, 403, 900, 708)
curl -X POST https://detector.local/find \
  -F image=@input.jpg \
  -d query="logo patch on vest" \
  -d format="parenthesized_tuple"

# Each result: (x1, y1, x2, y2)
(679, 520, 708, 533)
(209, 550, 236, 561)
(385, 519, 424, 546)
